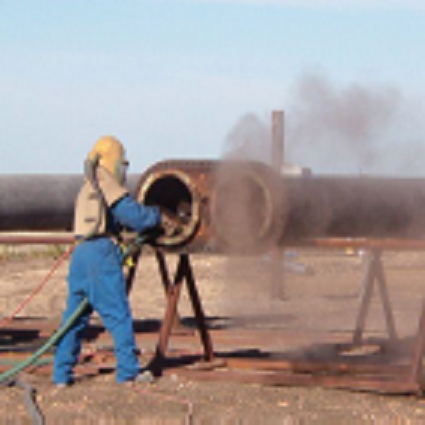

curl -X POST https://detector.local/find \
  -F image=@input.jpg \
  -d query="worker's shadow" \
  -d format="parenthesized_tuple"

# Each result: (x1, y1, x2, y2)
(132, 313, 296, 334)
(132, 319, 162, 334)
(81, 319, 163, 342)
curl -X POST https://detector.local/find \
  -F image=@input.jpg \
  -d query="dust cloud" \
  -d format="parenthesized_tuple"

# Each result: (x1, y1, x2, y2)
(212, 76, 425, 372)
(217, 74, 425, 319)
(216, 114, 275, 256)
(214, 114, 284, 315)
(223, 74, 425, 176)
(216, 116, 282, 316)
(222, 113, 272, 165)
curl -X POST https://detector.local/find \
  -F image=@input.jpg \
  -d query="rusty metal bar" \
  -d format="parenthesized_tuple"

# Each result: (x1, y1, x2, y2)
(408, 299, 425, 386)
(155, 250, 172, 294)
(181, 253, 214, 362)
(353, 251, 378, 345)
(0, 233, 74, 245)
(152, 254, 187, 370)
(353, 250, 397, 345)
(154, 250, 181, 329)
(375, 253, 397, 342)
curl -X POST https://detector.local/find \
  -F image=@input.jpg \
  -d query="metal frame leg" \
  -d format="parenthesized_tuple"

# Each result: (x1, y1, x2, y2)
(155, 250, 181, 329)
(375, 255, 397, 342)
(181, 254, 214, 361)
(150, 253, 214, 374)
(408, 299, 425, 392)
(353, 250, 397, 345)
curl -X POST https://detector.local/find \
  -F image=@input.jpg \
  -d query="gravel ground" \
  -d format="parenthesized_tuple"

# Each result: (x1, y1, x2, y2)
(1, 247, 425, 423)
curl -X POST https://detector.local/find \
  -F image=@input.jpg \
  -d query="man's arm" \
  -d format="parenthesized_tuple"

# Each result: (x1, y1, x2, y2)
(110, 195, 161, 233)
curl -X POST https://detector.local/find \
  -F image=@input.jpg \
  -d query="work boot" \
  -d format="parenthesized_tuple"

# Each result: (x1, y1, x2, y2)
(135, 369, 155, 384)
(54, 382, 71, 390)
(125, 369, 155, 386)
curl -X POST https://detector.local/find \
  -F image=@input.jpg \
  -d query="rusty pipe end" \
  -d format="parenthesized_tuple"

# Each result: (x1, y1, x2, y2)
(137, 168, 202, 248)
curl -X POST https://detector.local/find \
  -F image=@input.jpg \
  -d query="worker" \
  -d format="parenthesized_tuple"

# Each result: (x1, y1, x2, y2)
(53, 136, 174, 387)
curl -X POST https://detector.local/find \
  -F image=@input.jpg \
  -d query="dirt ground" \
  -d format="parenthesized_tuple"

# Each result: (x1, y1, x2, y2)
(2, 246, 425, 423)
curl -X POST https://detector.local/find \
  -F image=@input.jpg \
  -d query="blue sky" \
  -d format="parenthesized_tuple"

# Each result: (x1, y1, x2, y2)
(1, 0, 424, 174)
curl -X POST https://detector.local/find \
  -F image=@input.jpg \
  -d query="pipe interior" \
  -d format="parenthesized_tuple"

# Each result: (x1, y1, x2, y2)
(143, 175, 193, 224)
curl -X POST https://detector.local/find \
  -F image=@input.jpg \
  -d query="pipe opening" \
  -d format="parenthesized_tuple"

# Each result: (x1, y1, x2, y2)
(137, 171, 201, 247)
(144, 176, 192, 218)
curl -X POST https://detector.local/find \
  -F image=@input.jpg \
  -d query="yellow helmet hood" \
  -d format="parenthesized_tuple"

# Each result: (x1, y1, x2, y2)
(88, 136, 128, 184)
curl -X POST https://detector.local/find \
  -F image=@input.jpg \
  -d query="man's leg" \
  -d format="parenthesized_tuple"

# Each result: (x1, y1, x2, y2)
(91, 266, 139, 383)
(53, 289, 92, 385)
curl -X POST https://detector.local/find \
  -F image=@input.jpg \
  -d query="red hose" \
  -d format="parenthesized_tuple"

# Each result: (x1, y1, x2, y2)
(0, 245, 74, 329)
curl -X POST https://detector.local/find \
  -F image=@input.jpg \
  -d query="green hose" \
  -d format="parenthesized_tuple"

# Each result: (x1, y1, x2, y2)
(0, 298, 89, 384)
(0, 358, 52, 367)
(0, 231, 152, 385)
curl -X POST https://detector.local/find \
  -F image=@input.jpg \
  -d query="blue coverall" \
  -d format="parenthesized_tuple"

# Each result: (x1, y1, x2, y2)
(53, 195, 161, 384)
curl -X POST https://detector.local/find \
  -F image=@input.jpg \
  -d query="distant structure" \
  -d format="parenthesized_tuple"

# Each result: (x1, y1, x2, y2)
(281, 163, 312, 177)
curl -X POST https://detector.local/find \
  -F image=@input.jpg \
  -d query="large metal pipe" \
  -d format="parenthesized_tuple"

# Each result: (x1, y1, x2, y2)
(283, 176, 425, 241)
(136, 160, 425, 253)
(0, 175, 81, 231)
(2, 161, 425, 252)
(0, 175, 140, 232)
